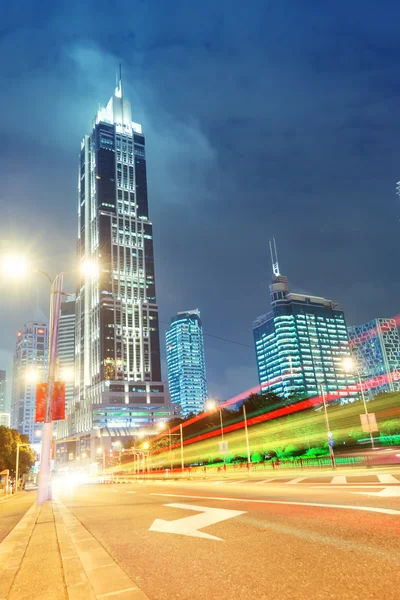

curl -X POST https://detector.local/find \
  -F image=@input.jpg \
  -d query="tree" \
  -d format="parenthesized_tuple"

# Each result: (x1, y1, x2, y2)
(0, 426, 35, 477)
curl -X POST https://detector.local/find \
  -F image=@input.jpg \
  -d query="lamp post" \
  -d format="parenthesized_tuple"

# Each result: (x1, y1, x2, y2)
(15, 443, 30, 493)
(242, 404, 252, 473)
(319, 384, 336, 469)
(2, 255, 98, 505)
(157, 422, 180, 472)
(206, 400, 226, 470)
(179, 424, 184, 474)
(342, 357, 375, 449)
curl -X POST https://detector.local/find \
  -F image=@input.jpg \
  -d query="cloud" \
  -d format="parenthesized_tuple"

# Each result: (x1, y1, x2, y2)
(2, 0, 400, 399)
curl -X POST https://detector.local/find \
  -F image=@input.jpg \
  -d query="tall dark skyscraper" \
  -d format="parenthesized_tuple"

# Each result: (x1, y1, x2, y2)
(63, 75, 175, 447)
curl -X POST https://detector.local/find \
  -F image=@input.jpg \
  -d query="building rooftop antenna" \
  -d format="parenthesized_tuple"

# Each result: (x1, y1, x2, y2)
(269, 237, 280, 277)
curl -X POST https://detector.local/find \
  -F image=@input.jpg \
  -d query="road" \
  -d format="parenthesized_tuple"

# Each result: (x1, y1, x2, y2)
(0, 492, 36, 543)
(55, 474, 400, 600)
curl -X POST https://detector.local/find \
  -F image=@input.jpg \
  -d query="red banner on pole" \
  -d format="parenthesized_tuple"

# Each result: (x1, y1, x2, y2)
(52, 381, 65, 421)
(35, 383, 47, 422)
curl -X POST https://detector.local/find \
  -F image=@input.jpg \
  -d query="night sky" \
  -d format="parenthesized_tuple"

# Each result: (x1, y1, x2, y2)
(2, 0, 400, 408)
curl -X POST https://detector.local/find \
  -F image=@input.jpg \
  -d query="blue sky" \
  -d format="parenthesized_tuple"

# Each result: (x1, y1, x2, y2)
(1, 0, 400, 406)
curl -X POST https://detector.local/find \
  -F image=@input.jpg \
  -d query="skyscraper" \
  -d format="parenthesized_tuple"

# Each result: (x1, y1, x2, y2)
(66, 74, 175, 446)
(0, 370, 9, 427)
(253, 248, 357, 402)
(57, 297, 76, 413)
(348, 318, 400, 396)
(11, 322, 48, 441)
(166, 310, 208, 417)
(0, 370, 6, 413)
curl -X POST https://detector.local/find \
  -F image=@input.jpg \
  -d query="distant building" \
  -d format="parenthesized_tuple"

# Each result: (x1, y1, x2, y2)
(253, 244, 357, 402)
(0, 413, 10, 427)
(11, 322, 48, 441)
(348, 318, 400, 396)
(166, 310, 208, 417)
(0, 370, 6, 413)
(58, 297, 76, 413)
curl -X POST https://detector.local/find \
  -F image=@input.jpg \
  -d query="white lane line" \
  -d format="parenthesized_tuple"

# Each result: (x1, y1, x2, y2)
(211, 481, 223, 485)
(150, 493, 400, 516)
(127, 491, 136, 494)
(226, 480, 249, 485)
(312, 485, 387, 489)
(377, 474, 399, 484)
(331, 476, 347, 484)
(286, 477, 307, 484)
(111, 490, 118, 493)
(254, 479, 276, 484)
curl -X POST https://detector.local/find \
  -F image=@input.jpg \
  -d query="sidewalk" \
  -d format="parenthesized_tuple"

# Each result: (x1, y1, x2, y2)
(0, 500, 150, 600)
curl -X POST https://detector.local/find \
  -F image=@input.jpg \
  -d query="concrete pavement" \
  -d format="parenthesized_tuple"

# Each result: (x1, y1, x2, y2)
(1, 476, 400, 599)
(57, 476, 400, 600)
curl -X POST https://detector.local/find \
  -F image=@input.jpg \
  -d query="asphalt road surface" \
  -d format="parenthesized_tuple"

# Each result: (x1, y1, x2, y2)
(0, 492, 36, 543)
(57, 477, 400, 600)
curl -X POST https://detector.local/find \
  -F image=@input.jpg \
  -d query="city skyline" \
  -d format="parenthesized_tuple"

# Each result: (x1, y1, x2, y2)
(2, 1, 400, 404)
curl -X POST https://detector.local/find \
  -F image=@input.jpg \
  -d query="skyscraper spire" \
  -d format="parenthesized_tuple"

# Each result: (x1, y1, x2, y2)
(115, 63, 123, 98)
(269, 237, 280, 277)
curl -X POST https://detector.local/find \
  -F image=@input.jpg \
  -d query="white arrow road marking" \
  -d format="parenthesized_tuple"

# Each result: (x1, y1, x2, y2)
(353, 486, 400, 498)
(150, 493, 400, 516)
(149, 503, 246, 541)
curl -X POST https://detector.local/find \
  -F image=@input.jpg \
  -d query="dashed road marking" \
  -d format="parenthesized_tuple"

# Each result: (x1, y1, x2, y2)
(286, 477, 307, 484)
(150, 492, 400, 516)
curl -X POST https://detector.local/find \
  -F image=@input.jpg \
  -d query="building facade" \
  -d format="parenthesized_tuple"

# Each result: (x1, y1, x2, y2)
(166, 310, 208, 417)
(58, 297, 76, 413)
(0, 413, 10, 427)
(11, 322, 48, 441)
(0, 370, 6, 413)
(253, 268, 357, 402)
(348, 318, 400, 396)
(60, 76, 176, 449)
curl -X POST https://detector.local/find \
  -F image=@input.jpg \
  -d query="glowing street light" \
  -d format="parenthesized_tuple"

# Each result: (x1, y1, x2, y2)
(142, 441, 149, 450)
(80, 260, 98, 278)
(1, 254, 29, 278)
(342, 357, 375, 449)
(25, 367, 40, 384)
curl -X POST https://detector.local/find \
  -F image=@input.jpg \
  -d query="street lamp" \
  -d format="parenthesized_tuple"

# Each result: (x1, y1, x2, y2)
(342, 357, 375, 449)
(1, 254, 98, 506)
(156, 422, 180, 472)
(15, 443, 31, 493)
(206, 399, 226, 471)
(242, 403, 252, 474)
(318, 384, 336, 469)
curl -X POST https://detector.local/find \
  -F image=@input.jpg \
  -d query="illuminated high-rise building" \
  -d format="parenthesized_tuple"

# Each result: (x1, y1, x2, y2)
(166, 310, 208, 417)
(63, 74, 175, 449)
(348, 318, 400, 396)
(253, 242, 357, 402)
(10, 322, 48, 441)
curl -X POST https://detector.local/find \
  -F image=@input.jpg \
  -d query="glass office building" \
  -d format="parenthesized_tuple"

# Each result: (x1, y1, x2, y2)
(166, 310, 208, 417)
(253, 270, 357, 402)
(348, 318, 400, 396)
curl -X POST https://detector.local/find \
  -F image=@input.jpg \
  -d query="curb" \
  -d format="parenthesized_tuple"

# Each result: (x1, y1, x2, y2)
(0, 502, 38, 599)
